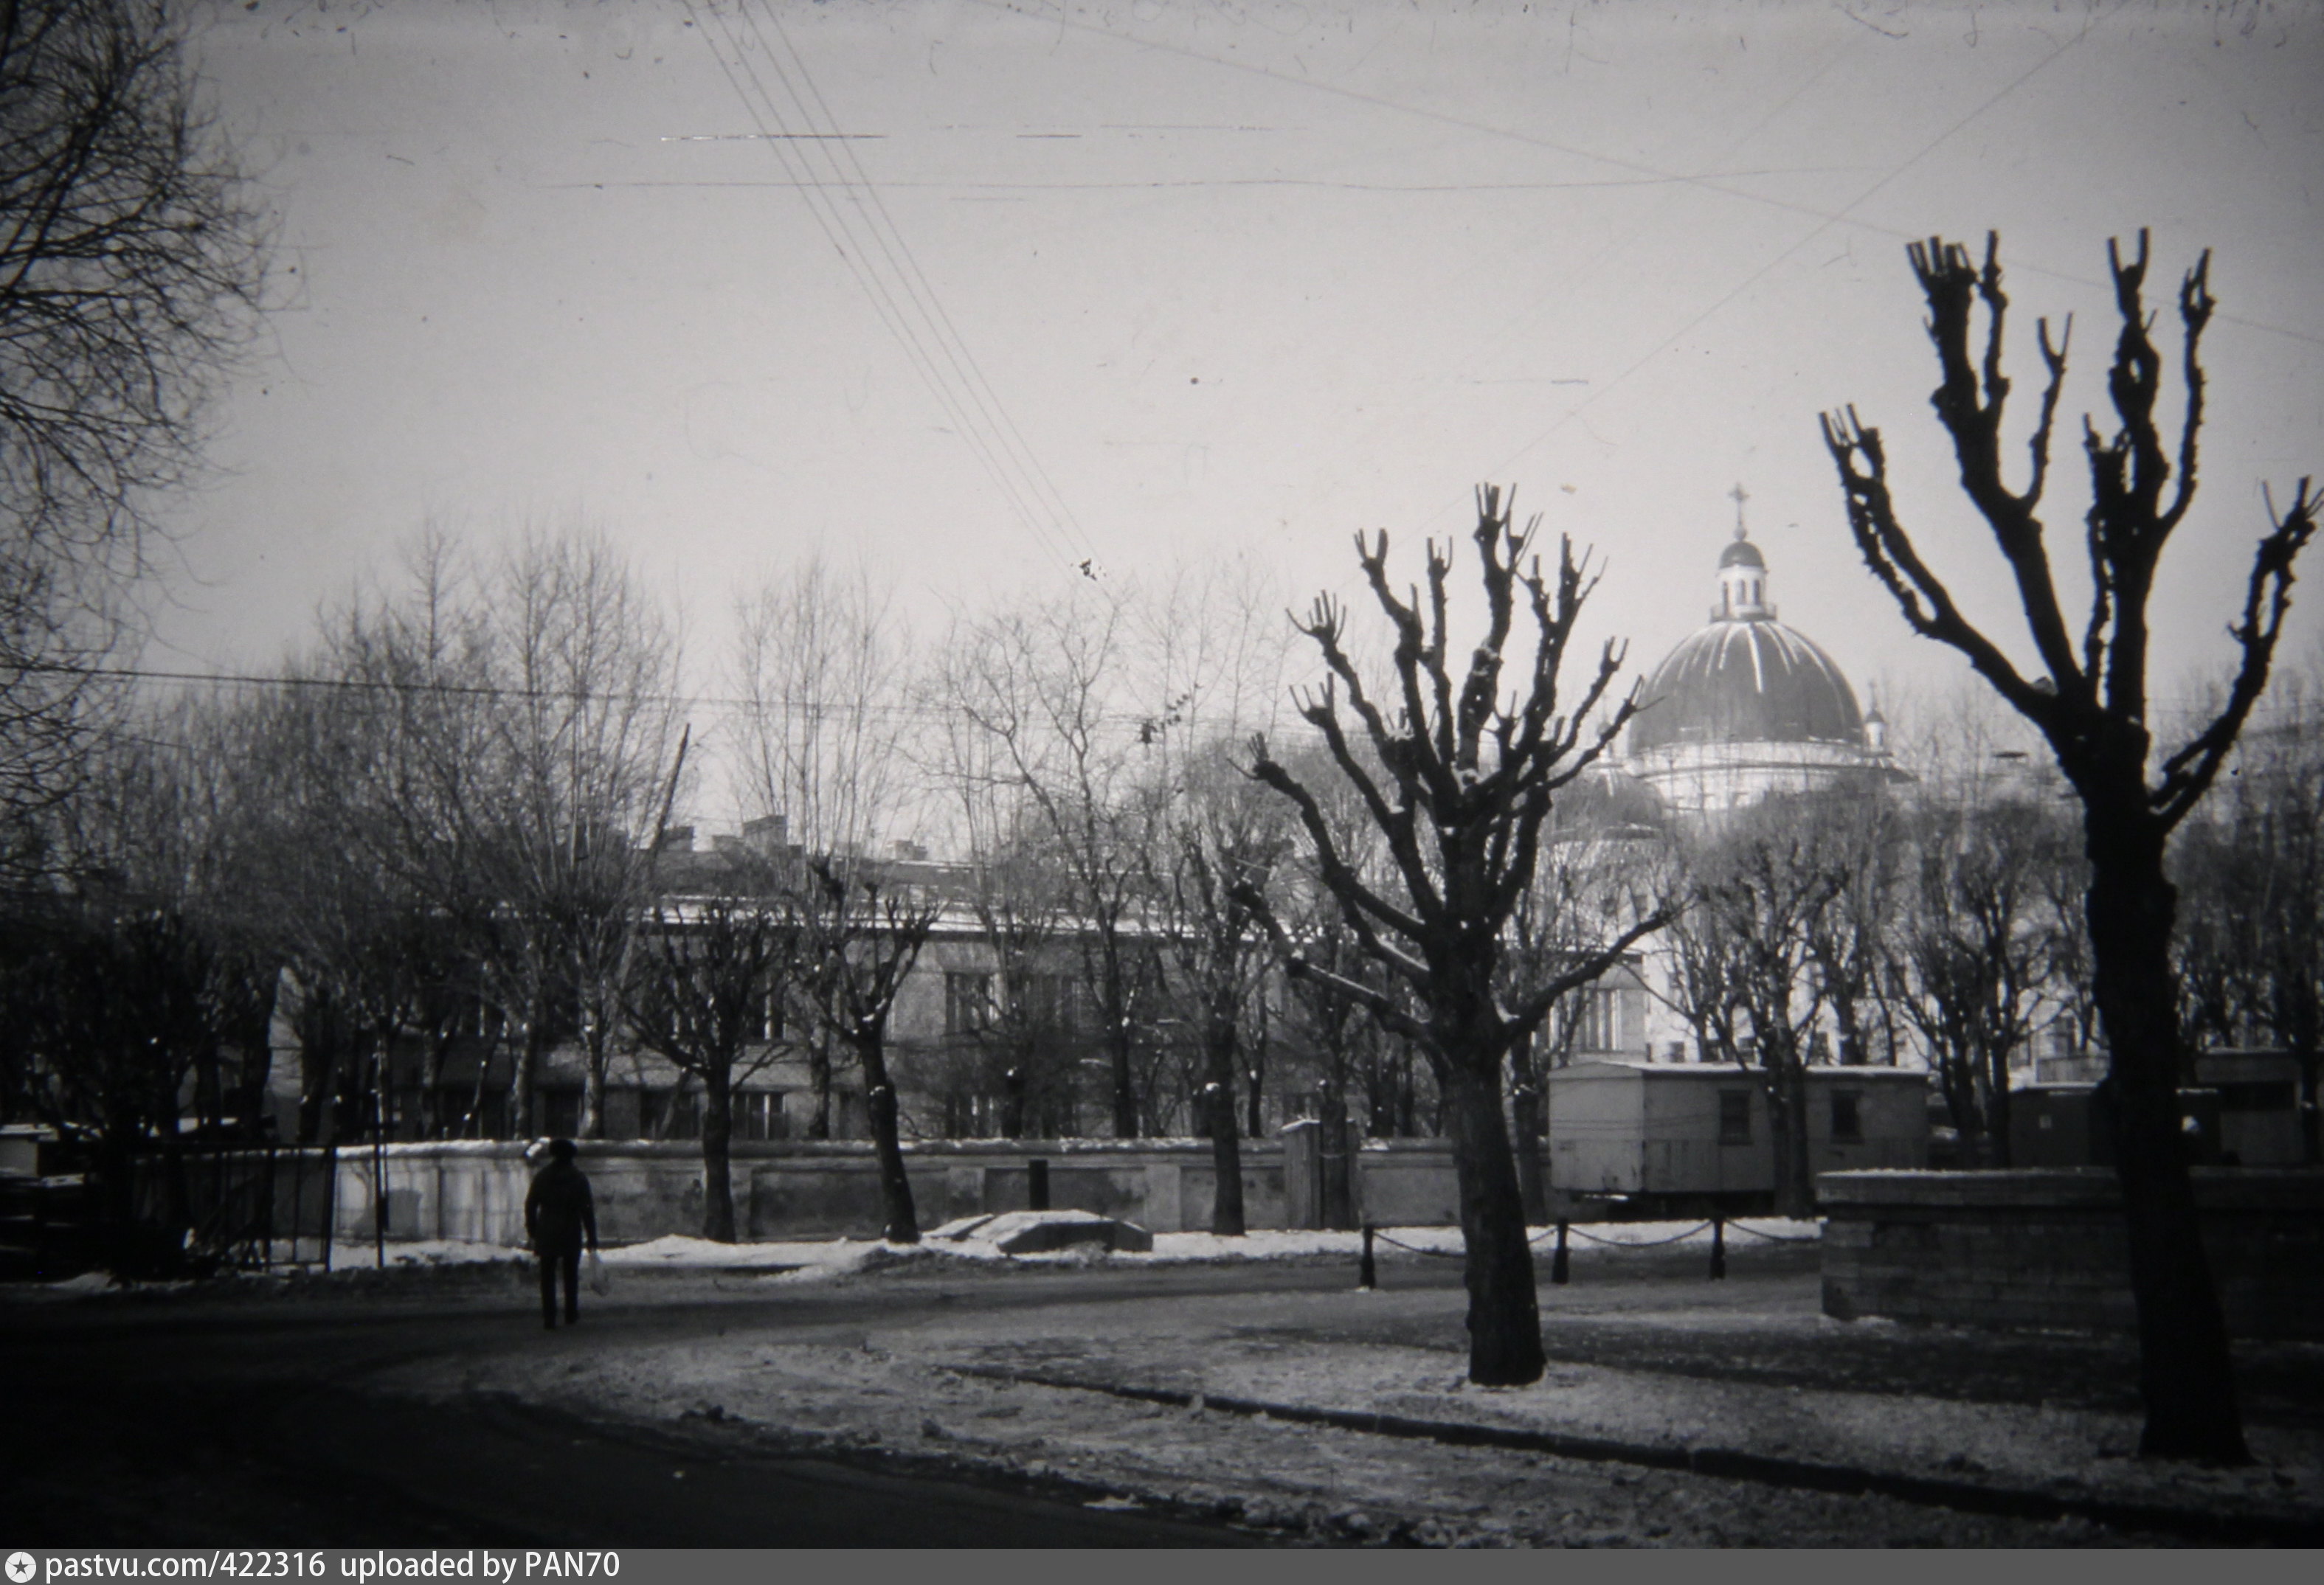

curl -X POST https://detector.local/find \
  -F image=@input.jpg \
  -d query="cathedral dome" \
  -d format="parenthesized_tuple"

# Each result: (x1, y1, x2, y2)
(1623, 518, 1885, 818)
(1628, 620, 1865, 755)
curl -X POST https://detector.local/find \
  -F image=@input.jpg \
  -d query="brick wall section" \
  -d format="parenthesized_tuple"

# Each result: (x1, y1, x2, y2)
(1817, 1168, 2324, 1340)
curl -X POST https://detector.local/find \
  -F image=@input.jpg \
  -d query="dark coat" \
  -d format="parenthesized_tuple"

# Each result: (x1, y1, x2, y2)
(525, 1159, 599, 1255)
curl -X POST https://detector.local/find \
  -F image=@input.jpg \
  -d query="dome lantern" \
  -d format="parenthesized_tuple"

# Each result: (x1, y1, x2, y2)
(1715, 524, 1773, 620)
(1712, 483, 1771, 620)
(1625, 501, 1902, 816)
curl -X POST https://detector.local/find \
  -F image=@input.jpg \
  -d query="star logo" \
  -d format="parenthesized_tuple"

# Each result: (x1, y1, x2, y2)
(7, 1552, 37, 1584)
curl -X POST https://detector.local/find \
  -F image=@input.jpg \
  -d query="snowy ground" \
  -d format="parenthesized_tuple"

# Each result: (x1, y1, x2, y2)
(326, 1221, 2324, 1547)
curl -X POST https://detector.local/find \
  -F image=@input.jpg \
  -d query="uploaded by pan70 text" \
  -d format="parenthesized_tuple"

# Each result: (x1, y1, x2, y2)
(15, 1555, 621, 1584)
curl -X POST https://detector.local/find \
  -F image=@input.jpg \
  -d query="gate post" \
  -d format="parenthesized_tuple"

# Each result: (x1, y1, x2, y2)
(1280, 1120, 1321, 1230)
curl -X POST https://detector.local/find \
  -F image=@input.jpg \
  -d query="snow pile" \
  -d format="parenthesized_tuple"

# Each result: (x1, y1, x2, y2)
(320, 1238, 526, 1270)
(928, 1210, 1154, 1254)
(601, 1235, 865, 1272)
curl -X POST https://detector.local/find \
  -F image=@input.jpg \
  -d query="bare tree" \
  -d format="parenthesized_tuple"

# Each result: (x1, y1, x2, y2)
(1268, 736, 1419, 1193)
(921, 634, 1078, 1138)
(1507, 777, 1666, 1218)
(1240, 485, 1670, 1386)
(792, 855, 938, 1242)
(286, 529, 680, 1142)
(0, 1, 268, 874)
(2169, 676, 2324, 1162)
(623, 856, 797, 1242)
(1140, 562, 1296, 1223)
(1658, 797, 1851, 1216)
(1150, 737, 1292, 1234)
(1823, 231, 2319, 1461)
(1, 704, 272, 1262)
(1889, 710, 2076, 1165)
(285, 547, 509, 1140)
(934, 589, 1166, 1137)
(735, 559, 932, 1241)
(483, 530, 684, 1139)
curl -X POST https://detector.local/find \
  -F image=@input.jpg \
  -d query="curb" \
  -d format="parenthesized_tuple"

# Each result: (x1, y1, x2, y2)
(953, 1364, 2324, 1547)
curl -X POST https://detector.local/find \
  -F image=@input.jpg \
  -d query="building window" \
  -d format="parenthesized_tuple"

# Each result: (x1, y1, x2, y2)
(1011, 970, 1078, 1033)
(540, 1088, 583, 1139)
(753, 983, 785, 1044)
(459, 993, 501, 1039)
(1576, 986, 1624, 1052)
(1718, 1090, 1753, 1145)
(945, 971, 993, 1036)
(643, 1086, 700, 1141)
(1830, 1089, 1864, 1144)
(737, 1091, 788, 1141)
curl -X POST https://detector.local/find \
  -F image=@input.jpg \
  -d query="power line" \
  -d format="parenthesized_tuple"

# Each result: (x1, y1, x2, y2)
(679, 0, 1096, 577)
(30, 656, 1335, 741)
(738, 0, 1095, 564)
(683, 1, 1059, 556)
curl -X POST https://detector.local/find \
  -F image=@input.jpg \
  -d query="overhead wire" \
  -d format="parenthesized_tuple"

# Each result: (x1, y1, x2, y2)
(682, 1, 1062, 564)
(679, 0, 1096, 579)
(24, 656, 1336, 742)
(734, 0, 1095, 567)
(1426, 0, 2127, 533)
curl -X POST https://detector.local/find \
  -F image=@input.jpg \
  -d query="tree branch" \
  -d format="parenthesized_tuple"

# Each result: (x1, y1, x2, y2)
(2154, 478, 2321, 828)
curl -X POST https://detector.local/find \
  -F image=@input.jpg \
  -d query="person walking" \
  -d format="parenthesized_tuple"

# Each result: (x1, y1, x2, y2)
(525, 1138, 600, 1329)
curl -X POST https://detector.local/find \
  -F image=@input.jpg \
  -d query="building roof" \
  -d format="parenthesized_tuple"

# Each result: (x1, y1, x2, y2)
(1630, 618, 1865, 755)
(1549, 763, 1667, 837)
(1628, 527, 1865, 757)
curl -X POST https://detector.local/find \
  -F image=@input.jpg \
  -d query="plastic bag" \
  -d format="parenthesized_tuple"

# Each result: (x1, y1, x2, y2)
(586, 1249, 611, 1297)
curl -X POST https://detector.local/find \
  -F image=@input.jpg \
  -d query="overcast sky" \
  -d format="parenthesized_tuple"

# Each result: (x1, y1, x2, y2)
(156, 0, 2323, 819)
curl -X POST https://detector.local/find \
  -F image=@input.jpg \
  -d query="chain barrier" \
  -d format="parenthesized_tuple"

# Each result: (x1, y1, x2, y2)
(1560, 1220, 1712, 1249)
(1357, 1215, 1820, 1290)
(1370, 1229, 1466, 1259)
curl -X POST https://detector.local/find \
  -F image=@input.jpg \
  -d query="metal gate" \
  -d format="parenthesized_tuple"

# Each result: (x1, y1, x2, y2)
(127, 1145, 340, 1270)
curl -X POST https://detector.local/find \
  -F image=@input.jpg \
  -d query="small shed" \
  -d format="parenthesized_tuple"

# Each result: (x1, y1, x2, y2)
(1546, 1061, 1928, 1199)
(2010, 1050, 2302, 1168)
(2198, 1050, 2306, 1166)
(0, 1124, 57, 1179)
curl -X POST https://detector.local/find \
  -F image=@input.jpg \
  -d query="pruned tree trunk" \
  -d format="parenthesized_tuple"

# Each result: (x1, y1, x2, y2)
(700, 1063, 736, 1243)
(580, 1029, 607, 1141)
(1318, 1085, 1356, 1230)
(2086, 806, 2246, 1461)
(1984, 1048, 2016, 1168)
(1206, 1004, 1246, 1235)
(807, 1037, 832, 1140)
(511, 1007, 546, 1140)
(1239, 487, 1671, 1390)
(854, 1033, 919, 1244)
(1763, 1057, 1813, 1218)
(1510, 1072, 1549, 1226)
(1107, 983, 1140, 1140)
(1440, 1059, 1545, 1387)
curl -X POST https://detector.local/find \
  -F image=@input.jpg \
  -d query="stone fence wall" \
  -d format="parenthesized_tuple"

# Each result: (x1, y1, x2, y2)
(329, 1135, 1477, 1246)
(1816, 1168, 2324, 1340)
